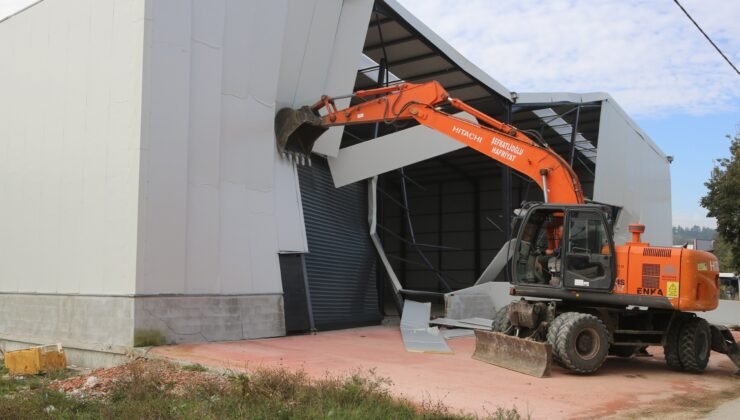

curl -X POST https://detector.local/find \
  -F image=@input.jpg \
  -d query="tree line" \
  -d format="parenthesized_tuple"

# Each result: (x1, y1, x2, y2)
(699, 125, 739, 273)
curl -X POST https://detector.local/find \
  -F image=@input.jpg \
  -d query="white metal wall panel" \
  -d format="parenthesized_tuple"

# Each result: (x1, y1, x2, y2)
(0, 0, 145, 295)
(137, 0, 192, 294)
(274, 0, 373, 250)
(137, 0, 286, 294)
(185, 2, 224, 293)
(593, 100, 672, 246)
(135, 0, 370, 294)
(312, 0, 374, 157)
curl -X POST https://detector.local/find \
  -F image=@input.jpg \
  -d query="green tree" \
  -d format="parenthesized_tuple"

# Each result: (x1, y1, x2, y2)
(713, 235, 734, 272)
(700, 128, 740, 272)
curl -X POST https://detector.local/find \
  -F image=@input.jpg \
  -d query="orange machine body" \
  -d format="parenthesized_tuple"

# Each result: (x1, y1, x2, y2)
(613, 243, 719, 312)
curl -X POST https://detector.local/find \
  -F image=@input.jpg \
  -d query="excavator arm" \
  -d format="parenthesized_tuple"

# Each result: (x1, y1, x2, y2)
(275, 81, 584, 204)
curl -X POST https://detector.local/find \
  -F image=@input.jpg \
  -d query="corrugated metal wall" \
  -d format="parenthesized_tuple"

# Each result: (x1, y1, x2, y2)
(298, 159, 382, 330)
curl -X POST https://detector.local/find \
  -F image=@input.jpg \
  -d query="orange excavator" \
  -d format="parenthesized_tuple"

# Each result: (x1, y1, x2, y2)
(275, 81, 740, 377)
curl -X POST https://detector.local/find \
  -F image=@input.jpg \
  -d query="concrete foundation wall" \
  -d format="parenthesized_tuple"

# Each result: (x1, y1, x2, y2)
(0, 294, 135, 351)
(0, 292, 286, 366)
(0, 0, 146, 295)
(134, 294, 286, 345)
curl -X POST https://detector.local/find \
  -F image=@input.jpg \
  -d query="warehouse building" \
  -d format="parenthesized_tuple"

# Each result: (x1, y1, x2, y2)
(0, 0, 671, 365)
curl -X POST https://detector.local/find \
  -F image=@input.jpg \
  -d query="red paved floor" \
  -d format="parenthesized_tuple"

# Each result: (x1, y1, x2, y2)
(150, 325, 739, 419)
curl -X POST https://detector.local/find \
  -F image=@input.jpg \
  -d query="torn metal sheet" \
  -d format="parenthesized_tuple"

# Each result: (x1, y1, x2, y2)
(445, 282, 498, 320)
(369, 177, 404, 301)
(475, 239, 516, 285)
(400, 300, 452, 354)
(431, 317, 493, 330)
(328, 112, 474, 187)
(461, 318, 495, 327)
(445, 282, 518, 320)
(311, 0, 374, 157)
(441, 329, 475, 339)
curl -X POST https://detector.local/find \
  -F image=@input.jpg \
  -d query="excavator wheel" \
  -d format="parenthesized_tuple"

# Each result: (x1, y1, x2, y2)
(548, 312, 609, 374)
(678, 317, 711, 373)
(492, 304, 513, 333)
(546, 313, 569, 364)
(663, 317, 684, 370)
(493, 303, 534, 337)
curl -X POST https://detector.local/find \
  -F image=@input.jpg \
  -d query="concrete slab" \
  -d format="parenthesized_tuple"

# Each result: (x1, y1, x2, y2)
(150, 325, 740, 419)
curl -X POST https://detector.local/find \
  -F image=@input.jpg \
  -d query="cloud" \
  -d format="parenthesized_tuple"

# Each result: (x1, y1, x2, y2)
(397, 0, 740, 117)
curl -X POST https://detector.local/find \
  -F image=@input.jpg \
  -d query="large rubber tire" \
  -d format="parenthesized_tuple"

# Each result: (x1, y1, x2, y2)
(548, 312, 610, 374)
(663, 318, 684, 370)
(678, 317, 711, 373)
(492, 304, 513, 333)
(546, 312, 569, 364)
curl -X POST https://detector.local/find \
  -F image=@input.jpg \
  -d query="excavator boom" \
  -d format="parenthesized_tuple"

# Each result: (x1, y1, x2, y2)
(275, 81, 584, 204)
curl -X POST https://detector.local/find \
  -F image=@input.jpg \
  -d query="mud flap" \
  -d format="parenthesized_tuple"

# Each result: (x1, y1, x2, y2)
(275, 106, 327, 156)
(710, 324, 740, 373)
(472, 330, 552, 378)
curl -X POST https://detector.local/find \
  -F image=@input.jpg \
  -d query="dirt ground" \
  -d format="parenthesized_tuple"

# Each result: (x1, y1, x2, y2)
(149, 325, 740, 419)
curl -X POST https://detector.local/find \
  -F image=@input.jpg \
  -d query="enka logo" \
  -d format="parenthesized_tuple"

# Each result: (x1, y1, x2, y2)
(451, 126, 483, 143)
(637, 287, 664, 296)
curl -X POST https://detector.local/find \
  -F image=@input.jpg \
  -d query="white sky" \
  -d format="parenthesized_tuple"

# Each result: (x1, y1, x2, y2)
(397, 0, 740, 118)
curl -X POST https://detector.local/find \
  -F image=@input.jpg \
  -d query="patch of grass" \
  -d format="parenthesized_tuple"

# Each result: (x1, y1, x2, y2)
(0, 360, 526, 419)
(182, 363, 208, 372)
(0, 368, 73, 398)
(487, 406, 528, 420)
(0, 375, 28, 396)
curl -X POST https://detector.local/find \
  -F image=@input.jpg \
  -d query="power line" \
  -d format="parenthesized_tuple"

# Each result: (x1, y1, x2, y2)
(672, 0, 740, 76)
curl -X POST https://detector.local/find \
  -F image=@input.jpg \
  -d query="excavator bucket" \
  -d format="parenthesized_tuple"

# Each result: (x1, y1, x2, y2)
(274, 106, 327, 156)
(472, 330, 552, 378)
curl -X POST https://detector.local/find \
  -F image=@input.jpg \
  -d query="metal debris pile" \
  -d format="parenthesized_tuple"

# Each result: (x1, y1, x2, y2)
(400, 300, 491, 354)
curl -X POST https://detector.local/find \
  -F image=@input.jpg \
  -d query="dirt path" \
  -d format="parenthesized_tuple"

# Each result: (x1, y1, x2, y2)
(150, 326, 740, 419)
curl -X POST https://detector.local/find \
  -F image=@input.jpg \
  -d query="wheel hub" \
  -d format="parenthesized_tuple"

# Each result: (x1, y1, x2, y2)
(575, 328, 600, 360)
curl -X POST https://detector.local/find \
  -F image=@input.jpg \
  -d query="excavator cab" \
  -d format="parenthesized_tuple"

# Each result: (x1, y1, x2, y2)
(511, 203, 616, 293)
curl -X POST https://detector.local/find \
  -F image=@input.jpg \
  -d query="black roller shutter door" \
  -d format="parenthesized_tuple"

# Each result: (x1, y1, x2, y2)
(298, 158, 381, 330)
